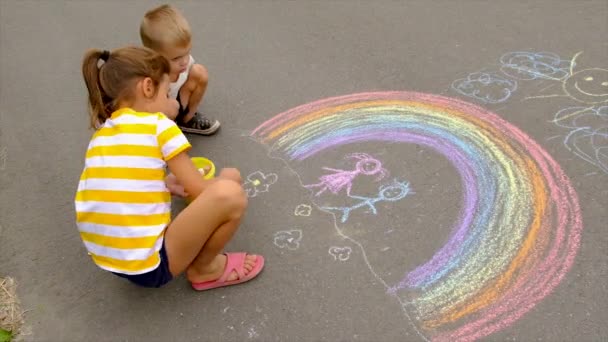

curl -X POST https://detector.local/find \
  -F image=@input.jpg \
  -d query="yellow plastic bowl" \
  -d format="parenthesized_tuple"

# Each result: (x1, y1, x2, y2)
(191, 157, 216, 180)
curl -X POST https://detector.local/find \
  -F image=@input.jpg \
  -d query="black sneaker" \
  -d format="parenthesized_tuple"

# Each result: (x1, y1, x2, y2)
(178, 113, 221, 135)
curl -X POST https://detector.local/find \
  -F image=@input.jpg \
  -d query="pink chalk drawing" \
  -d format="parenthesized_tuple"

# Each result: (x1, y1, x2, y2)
(303, 153, 388, 196)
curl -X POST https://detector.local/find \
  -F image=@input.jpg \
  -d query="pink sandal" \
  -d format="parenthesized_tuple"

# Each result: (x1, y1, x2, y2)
(191, 253, 265, 291)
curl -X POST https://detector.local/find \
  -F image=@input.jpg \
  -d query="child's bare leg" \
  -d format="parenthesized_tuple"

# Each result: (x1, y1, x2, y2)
(184, 217, 258, 283)
(164, 179, 258, 282)
(178, 64, 208, 123)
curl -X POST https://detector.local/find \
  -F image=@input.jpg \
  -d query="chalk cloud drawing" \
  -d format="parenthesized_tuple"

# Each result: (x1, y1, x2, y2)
(294, 204, 312, 216)
(243, 171, 278, 198)
(329, 246, 352, 261)
(451, 50, 576, 105)
(303, 153, 388, 196)
(500, 51, 571, 80)
(251, 91, 582, 341)
(273, 230, 302, 250)
(553, 106, 608, 173)
(451, 72, 517, 103)
(320, 179, 413, 223)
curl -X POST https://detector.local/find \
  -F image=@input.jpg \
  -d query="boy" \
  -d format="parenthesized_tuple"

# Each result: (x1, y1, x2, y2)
(140, 4, 220, 135)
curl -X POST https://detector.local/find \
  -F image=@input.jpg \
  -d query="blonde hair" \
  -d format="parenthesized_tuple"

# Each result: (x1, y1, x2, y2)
(81, 46, 170, 128)
(140, 4, 192, 51)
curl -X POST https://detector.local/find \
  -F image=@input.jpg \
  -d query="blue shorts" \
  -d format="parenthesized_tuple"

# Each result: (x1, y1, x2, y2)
(112, 242, 173, 288)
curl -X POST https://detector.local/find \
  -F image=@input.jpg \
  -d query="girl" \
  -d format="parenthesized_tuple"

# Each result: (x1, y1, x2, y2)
(76, 46, 264, 289)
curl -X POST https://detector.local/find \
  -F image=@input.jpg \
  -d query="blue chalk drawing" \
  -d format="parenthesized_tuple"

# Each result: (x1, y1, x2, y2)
(452, 72, 517, 104)
(319, 179, 413, 223)
(553, 106, 608, 173)
(500, 51, 572, 81)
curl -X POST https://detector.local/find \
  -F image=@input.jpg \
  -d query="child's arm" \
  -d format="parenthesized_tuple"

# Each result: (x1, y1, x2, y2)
(166, 152, 211, 201)
(166, 166, 211, 198)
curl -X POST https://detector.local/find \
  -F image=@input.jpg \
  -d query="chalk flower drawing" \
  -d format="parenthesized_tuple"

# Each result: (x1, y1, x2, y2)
(294, 204, 312, 217)
(243, 171, 278, 198)
(303, 153, 388, 196)
(328, 246, 352, 261)
(451, 72, 517, 103)
(320, 180, 412, 223)
(553, 106, 608, 173)
(500, 51, 571, 80)
(251, 91, 582, 341)
(273, 230, 302, 250)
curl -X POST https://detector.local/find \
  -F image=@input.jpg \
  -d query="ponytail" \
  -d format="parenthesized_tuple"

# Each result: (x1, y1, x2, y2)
(81, 46, 170, 129)
(82, 49, 112, 128)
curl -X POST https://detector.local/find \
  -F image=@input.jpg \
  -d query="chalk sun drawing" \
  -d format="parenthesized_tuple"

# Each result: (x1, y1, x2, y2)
(524, 52, 608, 105)
(329, 246, 352, 261)
(320, 179, 412, 223)
(243, 171, 278, 198)
(251, 92, 582, 341)
(303, 153, 388, 196)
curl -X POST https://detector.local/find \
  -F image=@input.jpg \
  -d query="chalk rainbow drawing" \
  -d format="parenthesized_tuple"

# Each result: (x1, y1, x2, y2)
(251, 92, 582, 341)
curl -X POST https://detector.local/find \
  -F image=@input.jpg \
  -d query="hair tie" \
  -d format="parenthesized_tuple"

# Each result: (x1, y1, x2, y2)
(100, 50, 110, 62)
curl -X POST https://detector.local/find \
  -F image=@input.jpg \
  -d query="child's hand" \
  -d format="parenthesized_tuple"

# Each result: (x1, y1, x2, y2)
(166, 167, 210, 198)
(165, 173, 188, 198)
(198, 166, 211, 176)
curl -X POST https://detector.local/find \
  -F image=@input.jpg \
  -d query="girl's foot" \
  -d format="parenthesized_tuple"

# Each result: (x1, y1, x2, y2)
(187, 253, 259, 283)
(189, 253, 265, 291)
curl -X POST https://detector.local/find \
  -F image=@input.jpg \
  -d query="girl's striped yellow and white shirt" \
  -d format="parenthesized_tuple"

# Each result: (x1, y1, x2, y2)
(75, 108, 191, 275)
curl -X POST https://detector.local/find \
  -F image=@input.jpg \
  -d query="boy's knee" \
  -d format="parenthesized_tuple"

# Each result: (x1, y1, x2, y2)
(219, 168, 242, 184)
(190, 64, 208, 87)
(208, 179, 247, 213)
